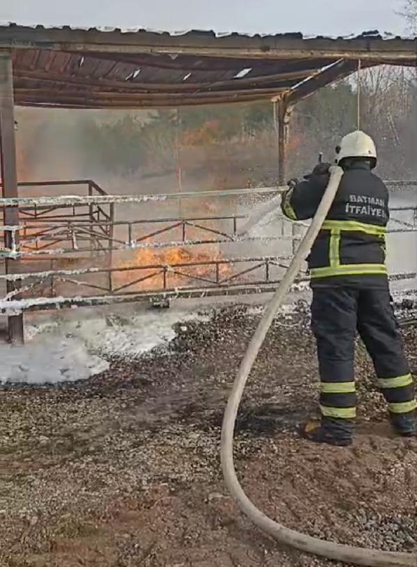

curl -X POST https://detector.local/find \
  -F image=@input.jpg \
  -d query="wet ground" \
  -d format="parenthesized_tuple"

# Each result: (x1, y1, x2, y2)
(2, 304, 417, 567)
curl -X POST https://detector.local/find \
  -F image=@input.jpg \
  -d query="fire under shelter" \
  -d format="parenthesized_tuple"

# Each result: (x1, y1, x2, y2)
(1, 25, 417, 342)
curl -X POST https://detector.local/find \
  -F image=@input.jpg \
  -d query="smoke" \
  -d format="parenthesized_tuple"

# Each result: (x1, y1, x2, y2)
(10, 83, 417, 304)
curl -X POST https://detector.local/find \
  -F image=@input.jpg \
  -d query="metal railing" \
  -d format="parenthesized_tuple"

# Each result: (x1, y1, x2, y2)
(0, 179, 416, 312)
(0, 255, 294, 301)
(0, 179, 114, 256)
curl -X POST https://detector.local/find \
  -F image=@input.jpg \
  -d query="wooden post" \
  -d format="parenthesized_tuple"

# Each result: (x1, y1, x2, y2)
(176, 108, 183, 218)
(0, 53, 24, 344)
(274, 97, 296, 256)
(274, 98, 291, 186)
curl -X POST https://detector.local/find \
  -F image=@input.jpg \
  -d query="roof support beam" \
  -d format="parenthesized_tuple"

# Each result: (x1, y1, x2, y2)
(1, 28, 417, 62)
(285, 59, 364, 105)
(13, 66, 322, 92)
(14, 87, 293, 108)
(13, 45, 417, 62)
(14, 85, 290, 99)
(16, 96, 275, 108)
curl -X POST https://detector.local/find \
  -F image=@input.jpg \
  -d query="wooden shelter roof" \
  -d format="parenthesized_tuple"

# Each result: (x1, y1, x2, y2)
(0, 25, 416, 108)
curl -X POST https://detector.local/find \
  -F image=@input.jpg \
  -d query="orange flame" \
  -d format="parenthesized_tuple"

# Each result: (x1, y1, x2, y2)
(113, 244, 231, 293)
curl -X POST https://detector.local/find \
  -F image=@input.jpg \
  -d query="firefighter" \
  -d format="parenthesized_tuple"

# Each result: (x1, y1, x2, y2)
(281, 130, 416, 446)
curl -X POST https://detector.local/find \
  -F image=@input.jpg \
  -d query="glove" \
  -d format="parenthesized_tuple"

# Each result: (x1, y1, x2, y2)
(304, 162, 331, 180)
(312, 162, 331, 176)
(287, 178, 299, 189)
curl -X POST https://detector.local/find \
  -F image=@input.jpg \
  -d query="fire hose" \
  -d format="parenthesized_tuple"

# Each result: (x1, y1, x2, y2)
(221, 165, 417, 567)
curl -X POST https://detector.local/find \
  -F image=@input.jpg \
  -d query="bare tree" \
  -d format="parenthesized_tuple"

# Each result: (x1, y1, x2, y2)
(399, 0, 417, 33)
(358, 65, 416, 177)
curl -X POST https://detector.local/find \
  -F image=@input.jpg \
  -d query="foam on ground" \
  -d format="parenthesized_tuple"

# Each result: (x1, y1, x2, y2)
(1, 305, 213, 385)
(0, 338, 109, 385)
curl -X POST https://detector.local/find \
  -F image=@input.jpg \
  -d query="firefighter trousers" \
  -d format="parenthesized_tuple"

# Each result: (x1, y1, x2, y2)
(311, 286, 416, 440)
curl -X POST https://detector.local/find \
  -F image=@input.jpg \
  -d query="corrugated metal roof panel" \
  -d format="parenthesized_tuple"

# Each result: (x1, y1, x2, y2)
(0, 21, 413, 41)
(1, 23, 416, 109)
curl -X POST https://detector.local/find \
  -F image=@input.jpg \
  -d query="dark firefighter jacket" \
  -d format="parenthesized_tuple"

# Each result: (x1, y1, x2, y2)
(281, 162, 390, 288)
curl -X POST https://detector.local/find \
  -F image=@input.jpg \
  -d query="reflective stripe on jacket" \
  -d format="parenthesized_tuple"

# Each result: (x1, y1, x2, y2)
(281, 162, 389, 286)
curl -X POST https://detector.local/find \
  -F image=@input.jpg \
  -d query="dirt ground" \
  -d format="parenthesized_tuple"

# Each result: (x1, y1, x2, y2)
(2, 303, 417, 567)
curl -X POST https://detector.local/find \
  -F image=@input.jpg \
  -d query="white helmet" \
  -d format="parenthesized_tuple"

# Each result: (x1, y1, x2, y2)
(335, 130, 377, 166)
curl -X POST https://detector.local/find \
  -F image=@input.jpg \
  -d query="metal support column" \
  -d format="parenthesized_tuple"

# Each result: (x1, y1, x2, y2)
(0, 53, 24, 344)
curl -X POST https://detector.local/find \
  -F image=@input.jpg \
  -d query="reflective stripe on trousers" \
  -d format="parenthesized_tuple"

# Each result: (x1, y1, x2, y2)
(311, 288, 416, 437)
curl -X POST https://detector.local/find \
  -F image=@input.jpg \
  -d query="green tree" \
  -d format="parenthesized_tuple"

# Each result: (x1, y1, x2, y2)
(80, 114, 147, 175)
(242, 103, 273, 135)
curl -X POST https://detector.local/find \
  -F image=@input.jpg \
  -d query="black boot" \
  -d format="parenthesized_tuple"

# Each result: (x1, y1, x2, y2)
(390, 412, 416, 437)
(300, 419, 352, 447)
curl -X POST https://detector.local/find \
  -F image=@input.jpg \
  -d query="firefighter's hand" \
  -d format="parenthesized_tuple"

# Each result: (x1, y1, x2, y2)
(312, 162, 331, 176)
(304, 162, 331, 180)
(287, 178, 298, 189)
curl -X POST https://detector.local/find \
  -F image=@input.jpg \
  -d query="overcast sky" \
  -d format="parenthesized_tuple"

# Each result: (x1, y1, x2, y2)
(0, 0, 408, 37)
